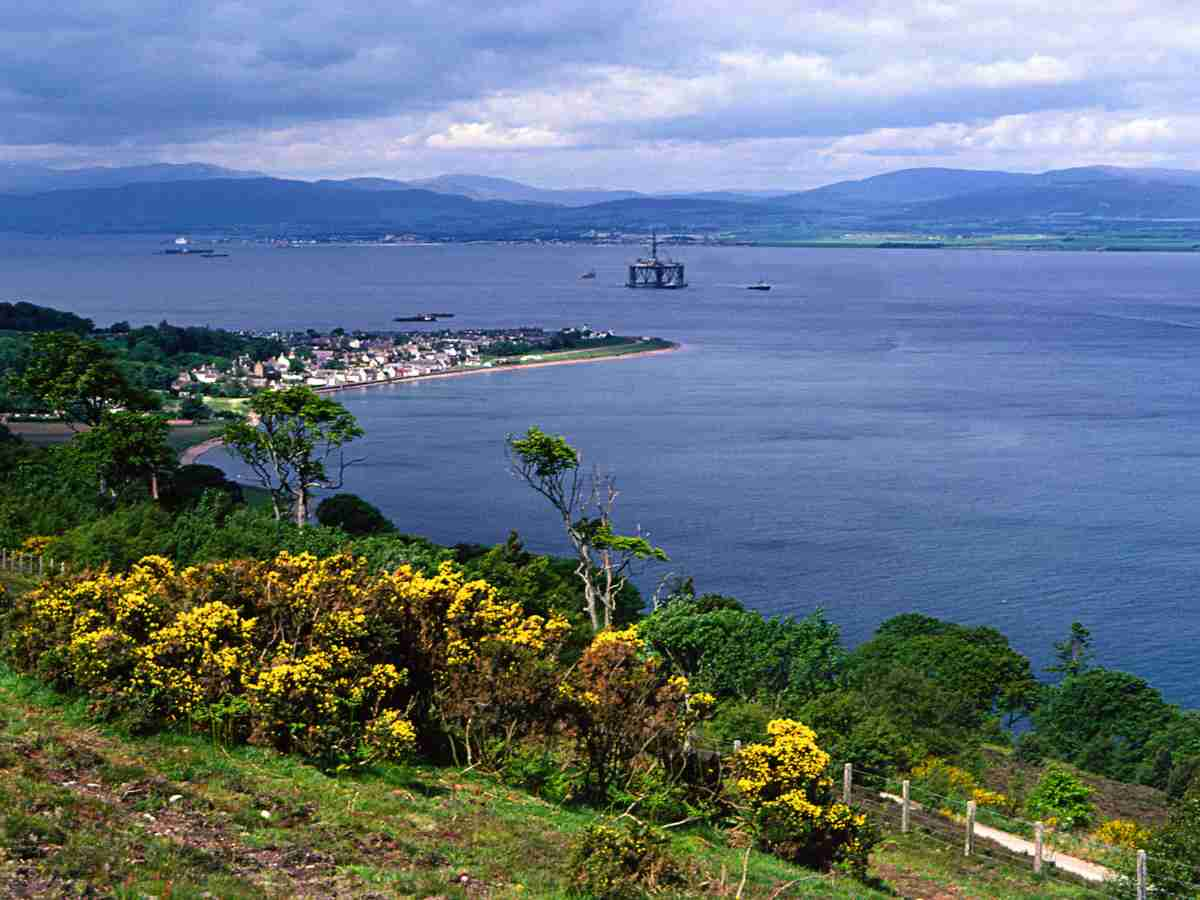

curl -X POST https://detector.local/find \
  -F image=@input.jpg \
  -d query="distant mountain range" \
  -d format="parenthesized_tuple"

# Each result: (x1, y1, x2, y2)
(0, 162, 265, 195)
(4, 163, 1200, 237)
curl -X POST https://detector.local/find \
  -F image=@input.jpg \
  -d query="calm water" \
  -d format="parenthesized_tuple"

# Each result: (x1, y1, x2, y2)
(5, 236, 1200, 705)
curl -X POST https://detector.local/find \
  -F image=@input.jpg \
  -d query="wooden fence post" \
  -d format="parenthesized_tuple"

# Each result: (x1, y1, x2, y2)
(964, 801, 976, 856)
(843, 763, 852, 805)
(1034, 821, 1044, 874)
(1137, 849, 1147, 900)
(901, 780, 911, 834)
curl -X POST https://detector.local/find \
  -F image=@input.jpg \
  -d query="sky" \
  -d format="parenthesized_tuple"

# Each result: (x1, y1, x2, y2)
(4, 0, 1200, 191)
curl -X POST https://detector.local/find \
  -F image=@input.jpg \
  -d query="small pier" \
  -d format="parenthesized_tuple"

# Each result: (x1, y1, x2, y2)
(627, 234, 686, 289)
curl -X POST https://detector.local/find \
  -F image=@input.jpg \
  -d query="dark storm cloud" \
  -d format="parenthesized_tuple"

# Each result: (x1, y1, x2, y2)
(0, 0, 643, 146)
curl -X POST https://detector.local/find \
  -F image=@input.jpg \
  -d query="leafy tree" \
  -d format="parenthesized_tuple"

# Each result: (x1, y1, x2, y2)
(795, 689, 923, 773)
(221, 386, 364, 526)
(178, 395, 210, 421)
(11, 332, 152, 427)
(0, 301, 92, 334)
(71, 411, 175, 499)
(1032, 668, 1178, 781)
(506, 426, 666, 631)
(1047, 621, 1094, 678)
(1138, 711, 1200, 794)
(849, 614, 1039, 728)
(638, 598, 846, 706)
(315, 493, 394, 536)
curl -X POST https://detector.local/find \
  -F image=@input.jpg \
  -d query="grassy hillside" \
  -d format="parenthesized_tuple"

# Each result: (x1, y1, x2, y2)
(0, 659, 1102, 899)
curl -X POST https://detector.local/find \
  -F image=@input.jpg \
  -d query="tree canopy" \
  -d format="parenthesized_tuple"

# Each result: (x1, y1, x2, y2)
(638, 597, 846, 706)
(221, 386, 364, 526)
(12, 332, 154, 426)
(507, 426, 666, 631)
(1032, 668, 1180, 783)
(848, 613, 1040, 728)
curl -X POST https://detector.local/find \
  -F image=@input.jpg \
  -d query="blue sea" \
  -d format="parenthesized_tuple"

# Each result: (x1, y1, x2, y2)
(5, 235, 1200, 705)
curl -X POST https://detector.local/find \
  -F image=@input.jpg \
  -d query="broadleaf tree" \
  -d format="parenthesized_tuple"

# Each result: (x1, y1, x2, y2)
(507, 426, 667, 631)
(221, 386, 364, 526)
(11, 331, 153, 428)
(71, 410, 175, 499)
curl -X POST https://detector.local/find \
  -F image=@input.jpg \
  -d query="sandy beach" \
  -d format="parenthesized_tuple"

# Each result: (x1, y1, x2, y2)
(183, 342, 682, 465)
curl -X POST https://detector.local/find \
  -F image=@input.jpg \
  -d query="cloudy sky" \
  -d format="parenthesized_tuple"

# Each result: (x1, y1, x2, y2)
(4, 0, 1199, 190)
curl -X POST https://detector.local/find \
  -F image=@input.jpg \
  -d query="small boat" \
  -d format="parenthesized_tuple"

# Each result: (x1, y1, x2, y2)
(746, 281, 772, 291)
(579, 270, 596, 280)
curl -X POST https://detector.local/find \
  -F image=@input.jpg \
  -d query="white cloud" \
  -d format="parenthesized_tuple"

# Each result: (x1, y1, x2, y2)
(424, 122, 575, 150)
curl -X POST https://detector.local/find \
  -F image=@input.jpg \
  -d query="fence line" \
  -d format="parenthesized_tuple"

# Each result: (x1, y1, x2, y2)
(707, 746, 1197, 897)
(0, 549, 67, 579)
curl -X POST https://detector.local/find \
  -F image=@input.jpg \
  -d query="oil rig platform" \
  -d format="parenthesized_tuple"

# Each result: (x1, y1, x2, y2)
(626, 234, 686, 289)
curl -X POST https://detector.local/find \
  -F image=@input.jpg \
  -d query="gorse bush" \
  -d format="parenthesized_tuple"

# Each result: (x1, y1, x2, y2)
(559, 626, 715, 804)
(570, 818, 683, 900)
(730, 719, 877, 876)
(1092, 818, 1149, 849)
(1, 553, 569, 767)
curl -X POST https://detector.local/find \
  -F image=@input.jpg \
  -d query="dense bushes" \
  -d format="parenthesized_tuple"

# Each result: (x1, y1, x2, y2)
(3, 553, 573, 766)
(638, 597, 846, 706)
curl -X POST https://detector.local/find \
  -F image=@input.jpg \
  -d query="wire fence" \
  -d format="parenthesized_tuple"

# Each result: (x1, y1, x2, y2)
(695, 741, 1200, 899)
(0, 548, 75, 581)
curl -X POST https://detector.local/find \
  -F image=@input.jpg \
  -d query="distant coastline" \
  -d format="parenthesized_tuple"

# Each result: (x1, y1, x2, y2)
(187, 340, 681, 465)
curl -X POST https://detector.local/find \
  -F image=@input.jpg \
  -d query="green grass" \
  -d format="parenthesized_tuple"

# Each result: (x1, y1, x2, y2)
(166, 423, 222, 454)
(488, 340, 675, 366)
(203, 397, 252, 415)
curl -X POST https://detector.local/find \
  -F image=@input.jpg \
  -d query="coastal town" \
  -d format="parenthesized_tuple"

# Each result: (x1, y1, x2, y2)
(170, 324, 672, 397)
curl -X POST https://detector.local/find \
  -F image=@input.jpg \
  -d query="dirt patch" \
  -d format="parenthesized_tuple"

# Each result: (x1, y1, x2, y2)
(875, 861, 963, 899)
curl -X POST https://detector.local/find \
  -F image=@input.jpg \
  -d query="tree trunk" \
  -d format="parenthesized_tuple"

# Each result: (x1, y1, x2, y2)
(150, 471, 159, 501)
(295, 485, 308, 527)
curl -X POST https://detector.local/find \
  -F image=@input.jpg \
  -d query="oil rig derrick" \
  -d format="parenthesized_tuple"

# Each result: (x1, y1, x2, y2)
(626, 232, 686, 289)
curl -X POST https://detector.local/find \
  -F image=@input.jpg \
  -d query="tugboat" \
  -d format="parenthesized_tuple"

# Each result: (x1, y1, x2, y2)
(746, 280, 772, 291)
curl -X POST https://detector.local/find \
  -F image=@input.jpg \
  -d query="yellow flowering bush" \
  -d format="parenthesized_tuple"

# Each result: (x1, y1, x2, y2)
(561, 627, 714, 804)
(1092, 818, 1150, 849)
(731, 719, 876, 875)
(436, 567, 571, 766)
(1, 552, 568, 768)
(570, 819, 683, 899)
(362, 709, 419, 763)
(20, 535, 54, 556)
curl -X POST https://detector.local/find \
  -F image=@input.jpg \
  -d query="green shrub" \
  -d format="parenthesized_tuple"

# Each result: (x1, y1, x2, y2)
(315, 493, 395, 536)
(570, 819, 683, 899)
(1025, 766, 1094, 830)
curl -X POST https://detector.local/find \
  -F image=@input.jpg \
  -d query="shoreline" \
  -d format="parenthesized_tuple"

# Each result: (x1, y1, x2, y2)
(315, 341, 681, 394)
(186, 341, 682, 465)
(180, 434, 226, 466)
